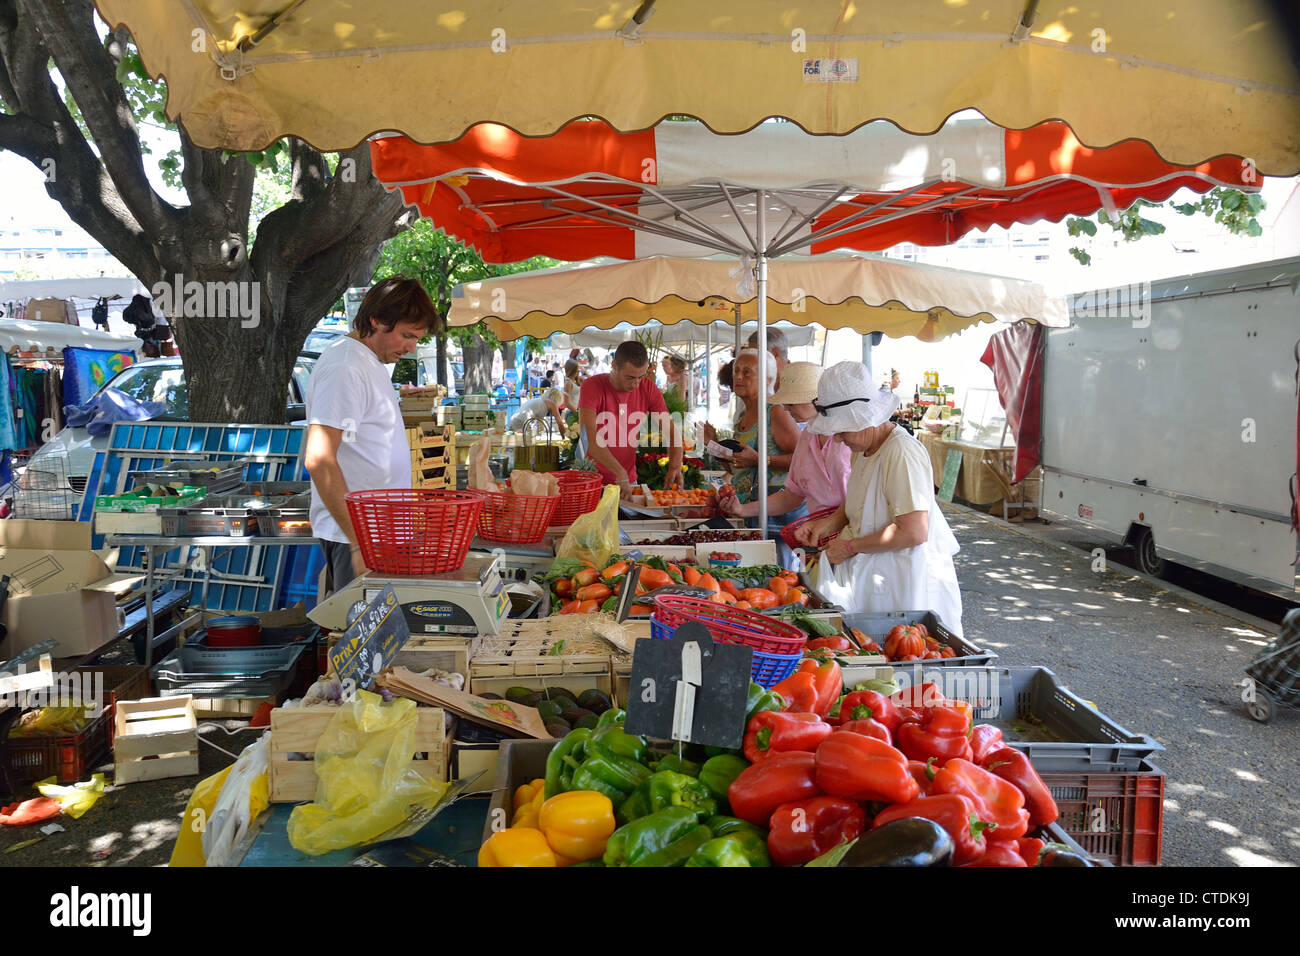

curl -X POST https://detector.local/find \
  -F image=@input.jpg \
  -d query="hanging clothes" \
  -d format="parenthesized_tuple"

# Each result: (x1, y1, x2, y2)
(61, 347, 134, 407)
(0, 354, 17, 453)
(44, 366, 64, 434)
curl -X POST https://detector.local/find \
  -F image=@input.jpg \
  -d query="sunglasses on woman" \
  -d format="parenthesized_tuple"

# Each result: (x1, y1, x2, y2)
(812, 396, 871, 415)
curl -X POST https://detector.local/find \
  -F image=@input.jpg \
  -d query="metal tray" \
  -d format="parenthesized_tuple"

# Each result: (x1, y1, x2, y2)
(135, 458, 255, 489)
(159, 493, 290, 537)
(237, 481, 311, 497)
(841, 609, 996, 666)
(888, 665, 1162, 772)
(151, 643, 306, 698)
(254, 491, 312, 537)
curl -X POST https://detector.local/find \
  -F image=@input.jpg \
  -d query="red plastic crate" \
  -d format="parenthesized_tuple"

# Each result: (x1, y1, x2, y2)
(4, 710, 112, 787)
(72, 665, 151, 744)
(1041, 759, 1165, 866)
(346, 489, 484, 574)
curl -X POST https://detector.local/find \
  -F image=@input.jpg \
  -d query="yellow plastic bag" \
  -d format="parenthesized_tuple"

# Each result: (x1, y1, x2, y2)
(11, 704, 92, 737)
(35, 773, 106, 819)
(170, 764, 234, 867)
(555, 483, 621, 569)
(286, 692, 448, 856)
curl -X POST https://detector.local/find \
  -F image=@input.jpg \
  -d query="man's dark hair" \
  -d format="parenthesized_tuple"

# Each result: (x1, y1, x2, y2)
(613, 340, 649, 369)
(354, 277, 441, 338)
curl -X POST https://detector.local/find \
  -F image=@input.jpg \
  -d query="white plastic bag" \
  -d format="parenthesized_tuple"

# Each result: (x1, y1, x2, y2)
(202, 733, 270, 867)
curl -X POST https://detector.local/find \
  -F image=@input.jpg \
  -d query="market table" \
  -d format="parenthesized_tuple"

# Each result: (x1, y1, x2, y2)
(916, 431, 1017, 506)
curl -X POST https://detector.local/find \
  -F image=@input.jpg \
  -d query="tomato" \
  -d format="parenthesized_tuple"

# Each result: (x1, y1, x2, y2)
(554, 578, 573, 597)
(576, 583, 613, 602)
(575, 600, 600, 613)
(601, 561, 629, 581)
(719, 579, 741, 598)
(736, 587, 776, 609)
(780, 590, 809, 606)
(767, 577, 790, 600)
(638, 567, 672, 590)
(682, 566, 702, 587)
(778, 570, 799, 585)
(574, 568, 601, 588)
(696, 572, 720, 593)
(558, 599, 581, 614)
(630, 604, 654, 615)
(734, 600, 752, 610)
(708, 592, 729, 605)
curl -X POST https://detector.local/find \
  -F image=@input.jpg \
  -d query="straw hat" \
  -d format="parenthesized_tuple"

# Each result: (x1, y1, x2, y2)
(806, 361, 900, 436)
(768, 361, 822, 405)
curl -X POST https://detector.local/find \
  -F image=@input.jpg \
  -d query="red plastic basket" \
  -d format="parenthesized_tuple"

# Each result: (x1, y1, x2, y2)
(477, 485, 561, 543)
(551, 472, 604, 527)
(650, 595, 807, 655)
(780, 505, 841, 551)
(346, 489, 484, 575)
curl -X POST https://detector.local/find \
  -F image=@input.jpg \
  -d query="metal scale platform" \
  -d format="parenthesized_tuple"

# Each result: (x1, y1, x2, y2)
(309, 553, 511, 637)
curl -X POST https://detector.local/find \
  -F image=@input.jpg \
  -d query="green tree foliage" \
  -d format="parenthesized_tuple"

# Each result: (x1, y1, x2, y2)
(1066, 188, 1266, 265)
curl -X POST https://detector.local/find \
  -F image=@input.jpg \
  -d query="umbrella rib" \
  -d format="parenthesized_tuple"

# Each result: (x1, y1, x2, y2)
(766, 189, 852, 252)
(769, 181, 960, 256)
(635, 183, 753, 254)
(718, 183, 757, 251)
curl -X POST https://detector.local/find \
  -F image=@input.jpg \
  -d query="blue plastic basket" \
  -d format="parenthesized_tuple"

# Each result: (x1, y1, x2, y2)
(650, 613, 803, 687)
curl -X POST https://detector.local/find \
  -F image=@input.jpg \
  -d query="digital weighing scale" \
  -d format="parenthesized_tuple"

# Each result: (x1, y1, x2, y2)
(309, 552, 512, 636)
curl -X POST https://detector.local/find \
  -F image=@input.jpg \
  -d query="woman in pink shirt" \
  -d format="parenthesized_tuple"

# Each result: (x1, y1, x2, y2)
(719, 361, 852, 523)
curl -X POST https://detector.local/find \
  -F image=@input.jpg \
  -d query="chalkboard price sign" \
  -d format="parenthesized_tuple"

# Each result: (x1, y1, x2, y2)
(330, 584, 411, 691)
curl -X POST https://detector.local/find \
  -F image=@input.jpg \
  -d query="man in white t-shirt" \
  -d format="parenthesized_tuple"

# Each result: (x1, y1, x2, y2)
(303, 277, 439, 591)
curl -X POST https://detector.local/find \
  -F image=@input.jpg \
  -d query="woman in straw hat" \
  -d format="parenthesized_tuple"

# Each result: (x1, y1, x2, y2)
(719, 362, 852, 567)
(793, 361, 963, 635)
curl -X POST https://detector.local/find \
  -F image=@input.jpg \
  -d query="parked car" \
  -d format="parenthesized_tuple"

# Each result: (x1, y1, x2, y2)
(14, 354, 317, 520)
(302, 319, 349, 355)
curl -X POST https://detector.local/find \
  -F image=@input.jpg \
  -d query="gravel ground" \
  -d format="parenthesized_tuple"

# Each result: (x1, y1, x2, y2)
(949, 505, 1300, 867)
(3, 504, 1297, 867)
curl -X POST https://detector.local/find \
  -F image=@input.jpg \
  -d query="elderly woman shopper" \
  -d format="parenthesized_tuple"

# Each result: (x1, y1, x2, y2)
(794, 361, 963, 635)
(719, 362, 852, 556)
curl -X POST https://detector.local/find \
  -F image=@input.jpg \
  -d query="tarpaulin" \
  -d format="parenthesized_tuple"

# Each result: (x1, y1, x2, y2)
(979, 322, 1044, 484)
(61, 347, 134, 407)
(63, 387, 164, 437)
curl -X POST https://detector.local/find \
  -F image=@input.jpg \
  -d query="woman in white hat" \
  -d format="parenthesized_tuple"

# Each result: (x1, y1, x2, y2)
(719, 361, 852, 553)
(794, 361, 963, 635)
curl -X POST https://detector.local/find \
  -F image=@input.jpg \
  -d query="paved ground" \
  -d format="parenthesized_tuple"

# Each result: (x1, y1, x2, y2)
(2, 504, 1297, 867)
(950, 504, 1299, 867)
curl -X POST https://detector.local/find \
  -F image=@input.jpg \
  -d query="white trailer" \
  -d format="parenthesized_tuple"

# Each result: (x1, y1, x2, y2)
(1041, 257, 1299, 599)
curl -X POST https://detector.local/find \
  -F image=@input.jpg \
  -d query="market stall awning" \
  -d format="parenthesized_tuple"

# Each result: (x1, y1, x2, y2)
(372, 115, 1257, 263)
(99, 1, 1300, 172)
(549, 320, 814, 354)
(0, 319, 140, 357)
(450, 254, 1067, 343)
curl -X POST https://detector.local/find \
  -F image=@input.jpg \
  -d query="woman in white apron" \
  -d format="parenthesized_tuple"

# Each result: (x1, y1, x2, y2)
(794, 361, 964, 636)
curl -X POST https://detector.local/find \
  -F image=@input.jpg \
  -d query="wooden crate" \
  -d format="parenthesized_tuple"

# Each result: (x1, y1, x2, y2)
(393, 635, 474, 677)
(113, 696, 200, 784)
(468, 619, 615, 698)
(417, 422, 455, 448)
(268, 705, 447, 803)
(191, 695, 276, 719)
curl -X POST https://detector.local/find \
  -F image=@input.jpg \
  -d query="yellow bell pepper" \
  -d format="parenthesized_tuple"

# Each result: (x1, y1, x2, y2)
(512, 784, 546, 828)
(513, 778, 547, 810)
(478, 827, 557, 867)
(539, 790, 616, 862)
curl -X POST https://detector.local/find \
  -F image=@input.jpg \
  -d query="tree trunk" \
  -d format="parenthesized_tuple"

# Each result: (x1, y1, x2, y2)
(462, 342, 493, 395)
(434, 333, 449, 387)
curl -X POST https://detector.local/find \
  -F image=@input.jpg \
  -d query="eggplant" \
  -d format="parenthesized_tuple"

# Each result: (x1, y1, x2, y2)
(837, 819, 954, 867)
(1039, 849, 1094, 867)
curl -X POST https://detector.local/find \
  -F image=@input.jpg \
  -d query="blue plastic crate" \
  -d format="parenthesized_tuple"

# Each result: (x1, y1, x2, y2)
(650, 614, 801, 687)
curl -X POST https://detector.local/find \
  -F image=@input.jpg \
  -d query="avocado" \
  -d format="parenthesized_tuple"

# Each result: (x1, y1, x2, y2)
(548, 695, 577, 713)
(505, 686, 536, 703)
(479, 692, 504, 700)
(536, 700, 563, 721)
(522, 692, 545, 708)
(575, 713, 600, 730)
(545, 687, 580, 703)
(561, 707, 595, 725)
(577, 689, 613, 714)
(544, 720, 572, 737)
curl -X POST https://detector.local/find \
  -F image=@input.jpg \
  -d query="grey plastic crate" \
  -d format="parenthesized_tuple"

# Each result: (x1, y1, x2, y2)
(889, 664, 1162, 772)
(159, 493, 291, 537)
(151, 643, 305, 698)
(842, 610, 996, 667)
(135, 458, 254, 490)
(255, 492, 313, 537)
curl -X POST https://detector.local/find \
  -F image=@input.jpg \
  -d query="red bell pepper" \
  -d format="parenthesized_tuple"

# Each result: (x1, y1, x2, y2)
(743, 711, 832, 763)
(813, 732, 919, 805)
(837, 690, 900, 734)
(969, 724, 1005, 764)
(872, 794, 996, 866)
(806, 635, 854, 653)
(983, 746, 1059, 827)
(907, 758, 939, 795)
(895, 704, 973, 765)
(1016, 835, 1045, 866)
(959, 842, 1029, 867)
(891, 682, 946, 708)
(767, 796, 865, 867)
(770, 671, 819, 714)
(797, 659, 842, 717)
(931, 758, 1029, 842)
(836, 717, 892, 745)
(727, 751, 821, 827)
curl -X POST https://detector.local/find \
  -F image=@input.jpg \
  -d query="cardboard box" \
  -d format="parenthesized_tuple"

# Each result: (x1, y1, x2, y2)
(0, 520, 144, 659)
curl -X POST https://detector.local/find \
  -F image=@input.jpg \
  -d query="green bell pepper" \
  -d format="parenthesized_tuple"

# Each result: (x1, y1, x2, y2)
(705, 815, 765, 839)
(704, 745, 741, 758)
(587, 717, 648, 764)
(544, 728, 592, 799)
(746, 682, 785, 723)
(699, 754, 749, 808)
(596, 708, 626, 729)
(570, 749, 652, 803)
(654, 753, 701, 777)
(603, 807, 713, 867)
(617, 785, 653, 827)
(617, 770, 716, 825)
(686, 830, 771, 867)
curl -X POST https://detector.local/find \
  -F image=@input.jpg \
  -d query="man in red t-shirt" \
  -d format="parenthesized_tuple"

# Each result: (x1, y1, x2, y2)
(579, 340, 683, 500)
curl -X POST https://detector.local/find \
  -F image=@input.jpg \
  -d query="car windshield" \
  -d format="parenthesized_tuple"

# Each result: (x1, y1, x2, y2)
(105, 364, 188, 418)
(304, 329, 345, 353)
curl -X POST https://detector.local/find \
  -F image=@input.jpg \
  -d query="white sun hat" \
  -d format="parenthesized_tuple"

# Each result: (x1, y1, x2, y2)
(806, 361, 899, 436)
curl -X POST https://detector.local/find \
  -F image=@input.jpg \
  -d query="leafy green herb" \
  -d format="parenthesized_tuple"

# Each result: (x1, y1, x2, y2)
(543, 557, 587, 583)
